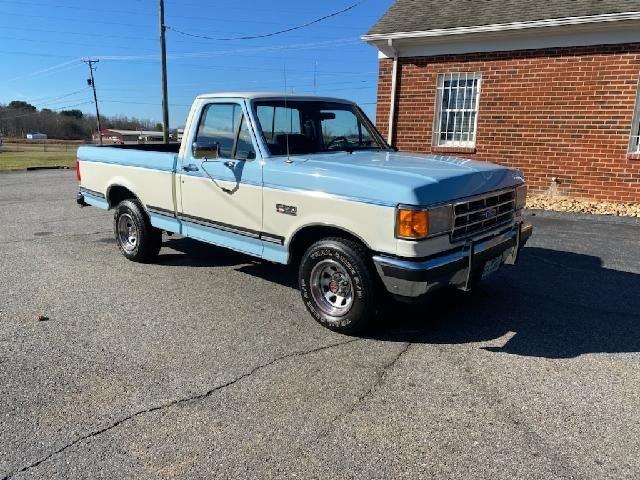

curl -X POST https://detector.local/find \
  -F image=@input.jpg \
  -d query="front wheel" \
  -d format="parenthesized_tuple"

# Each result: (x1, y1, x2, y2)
(299, 237, 377, 334)
(113, 199, 162, 263)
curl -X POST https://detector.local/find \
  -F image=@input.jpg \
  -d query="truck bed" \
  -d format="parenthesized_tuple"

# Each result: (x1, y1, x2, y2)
(77, 144, 179, 219)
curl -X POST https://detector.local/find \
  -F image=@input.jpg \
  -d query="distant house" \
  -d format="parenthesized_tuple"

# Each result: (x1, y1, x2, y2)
(364, 0, 640, 202)
(26, 132, 47, 140)
(94, 129, 164, 145)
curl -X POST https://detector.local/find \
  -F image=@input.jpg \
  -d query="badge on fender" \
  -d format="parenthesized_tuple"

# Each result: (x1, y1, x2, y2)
(276, 204, 297, 216)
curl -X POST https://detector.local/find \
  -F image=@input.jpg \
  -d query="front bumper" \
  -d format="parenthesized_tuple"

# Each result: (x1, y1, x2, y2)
(373, 223, 533, 298)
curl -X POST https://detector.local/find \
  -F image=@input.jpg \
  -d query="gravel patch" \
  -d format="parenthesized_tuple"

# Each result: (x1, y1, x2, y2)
(527, 195, 640, 217)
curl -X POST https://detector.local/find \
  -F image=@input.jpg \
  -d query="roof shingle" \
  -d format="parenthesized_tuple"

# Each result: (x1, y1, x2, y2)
(366, 0, 640, 36)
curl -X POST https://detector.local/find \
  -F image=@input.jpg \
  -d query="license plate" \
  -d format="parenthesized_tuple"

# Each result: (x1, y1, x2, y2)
(481, 256, 502, 279)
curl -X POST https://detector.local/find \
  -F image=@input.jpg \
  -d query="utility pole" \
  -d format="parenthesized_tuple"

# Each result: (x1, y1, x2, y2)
(159, 0, 170, 144)
(83, 58, 102, 145)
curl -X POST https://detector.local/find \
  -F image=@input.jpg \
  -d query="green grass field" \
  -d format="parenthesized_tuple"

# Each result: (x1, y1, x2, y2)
(0, 151, 76, 171)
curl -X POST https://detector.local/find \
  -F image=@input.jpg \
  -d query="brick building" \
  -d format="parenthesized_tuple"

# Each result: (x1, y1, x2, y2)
(363, 0, 640, 202)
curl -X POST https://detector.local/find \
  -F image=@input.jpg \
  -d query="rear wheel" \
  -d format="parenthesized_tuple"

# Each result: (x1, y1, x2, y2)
(299, 237, 377, 334)
(113, 199, 162, 262)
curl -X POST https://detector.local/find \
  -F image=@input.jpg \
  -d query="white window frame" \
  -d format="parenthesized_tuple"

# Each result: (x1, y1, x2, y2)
(629, 76, 640, 154)
(432, 72, 482, 148)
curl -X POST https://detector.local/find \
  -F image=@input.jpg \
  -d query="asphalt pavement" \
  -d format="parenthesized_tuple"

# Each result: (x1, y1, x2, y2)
(1, 170, 639, 479)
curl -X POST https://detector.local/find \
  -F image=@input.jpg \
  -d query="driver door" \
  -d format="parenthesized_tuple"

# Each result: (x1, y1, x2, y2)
(178, 101, 263, 256)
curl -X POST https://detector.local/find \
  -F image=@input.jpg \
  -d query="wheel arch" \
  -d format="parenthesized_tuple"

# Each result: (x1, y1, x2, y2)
(106, 183, 141, 209)
(287, 223, 372, 265)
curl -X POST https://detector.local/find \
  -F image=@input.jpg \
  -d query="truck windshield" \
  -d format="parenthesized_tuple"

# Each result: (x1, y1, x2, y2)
(253, 100, 389, 156)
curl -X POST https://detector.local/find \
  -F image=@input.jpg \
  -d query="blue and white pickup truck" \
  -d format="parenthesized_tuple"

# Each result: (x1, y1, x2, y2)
(77, 92, 532, 333)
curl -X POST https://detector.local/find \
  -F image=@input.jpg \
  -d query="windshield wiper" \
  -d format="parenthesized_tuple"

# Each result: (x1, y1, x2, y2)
(324, 146, 384, 154)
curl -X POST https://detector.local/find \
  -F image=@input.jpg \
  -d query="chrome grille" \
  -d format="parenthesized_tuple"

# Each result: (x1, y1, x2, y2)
(452, 189, 516, 241)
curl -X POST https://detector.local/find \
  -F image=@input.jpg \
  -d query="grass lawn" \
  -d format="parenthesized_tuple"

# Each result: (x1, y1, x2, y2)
(0, 151, 76, 171)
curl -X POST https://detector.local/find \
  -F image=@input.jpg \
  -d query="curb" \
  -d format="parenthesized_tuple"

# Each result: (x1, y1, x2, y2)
(525, 208, 640, 225)
(25, 166, 71, 171)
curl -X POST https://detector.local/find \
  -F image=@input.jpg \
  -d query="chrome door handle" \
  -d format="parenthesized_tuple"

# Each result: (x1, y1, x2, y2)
(182, 164, 199, 172)
(224, 161, 236, 169)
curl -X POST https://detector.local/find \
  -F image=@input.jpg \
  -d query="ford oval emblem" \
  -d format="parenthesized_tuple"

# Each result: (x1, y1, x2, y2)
(484, 208, 498, 219)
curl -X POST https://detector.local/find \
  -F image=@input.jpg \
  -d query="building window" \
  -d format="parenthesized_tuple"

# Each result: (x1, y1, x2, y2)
(433, 72, 481, 148)
(630, 78, 640, 154)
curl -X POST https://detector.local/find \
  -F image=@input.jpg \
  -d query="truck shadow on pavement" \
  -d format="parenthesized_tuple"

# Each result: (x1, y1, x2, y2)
(160, 238, 640, 359)
(371, 247, 640, 359)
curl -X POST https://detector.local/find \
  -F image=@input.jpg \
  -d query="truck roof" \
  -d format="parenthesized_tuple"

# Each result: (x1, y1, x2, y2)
(195, 92, 355, 104)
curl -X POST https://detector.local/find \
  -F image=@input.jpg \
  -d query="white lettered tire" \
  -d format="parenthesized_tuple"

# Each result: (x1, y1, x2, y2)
(299, 237, 377, 334)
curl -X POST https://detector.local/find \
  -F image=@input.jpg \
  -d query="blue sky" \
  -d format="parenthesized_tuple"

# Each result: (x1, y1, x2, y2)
(0, 0, 392, 127)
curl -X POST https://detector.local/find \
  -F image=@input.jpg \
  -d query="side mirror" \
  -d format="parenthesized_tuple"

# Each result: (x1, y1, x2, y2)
(236, 150, 256, 161)
(192, 141, 219, 159)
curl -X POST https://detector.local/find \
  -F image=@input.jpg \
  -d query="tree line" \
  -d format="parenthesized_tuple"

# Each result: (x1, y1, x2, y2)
(0, 101, 162, 140)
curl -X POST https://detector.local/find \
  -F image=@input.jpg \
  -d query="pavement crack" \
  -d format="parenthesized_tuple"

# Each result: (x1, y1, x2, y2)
(0, 338, 360, 480)
(313, 341, 411, 442)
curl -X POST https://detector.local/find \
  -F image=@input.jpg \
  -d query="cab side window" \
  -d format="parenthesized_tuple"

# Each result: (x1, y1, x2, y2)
(235, 117, 256, 160)
(196, 103, 255, 160)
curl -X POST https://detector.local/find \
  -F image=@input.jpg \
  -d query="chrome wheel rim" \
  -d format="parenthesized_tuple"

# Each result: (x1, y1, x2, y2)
(309, 259, 354, 316)
(117, 213, 138, 253)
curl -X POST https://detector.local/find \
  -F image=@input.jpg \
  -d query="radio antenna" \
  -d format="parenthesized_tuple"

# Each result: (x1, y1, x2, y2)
(284, 63, 292, 163)
(313, 60, 317, 94)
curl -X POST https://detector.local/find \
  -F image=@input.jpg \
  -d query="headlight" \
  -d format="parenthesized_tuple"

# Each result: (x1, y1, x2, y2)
(396, 204, 453, 240)
(515, 184, 527, 210)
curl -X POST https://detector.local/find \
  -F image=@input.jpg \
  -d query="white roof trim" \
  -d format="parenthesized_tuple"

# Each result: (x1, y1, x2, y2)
(195, 92, 353, 103)
(362, 11, 640, 42)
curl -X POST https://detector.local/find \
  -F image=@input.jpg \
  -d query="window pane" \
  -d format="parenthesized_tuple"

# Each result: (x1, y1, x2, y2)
(321, 109, 359, 144)
(196, 104, 239, 158)
(256, 106, 274, 142)
(434, 73, 481, 147)
(257, 106, 301, 136)
(235, 117, 255, 160)
(633, 107, 640, 153)
(253, 100, 385, 155)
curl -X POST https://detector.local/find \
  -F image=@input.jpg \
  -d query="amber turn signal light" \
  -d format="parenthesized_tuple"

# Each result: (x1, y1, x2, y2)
(397, 208, 429, 239)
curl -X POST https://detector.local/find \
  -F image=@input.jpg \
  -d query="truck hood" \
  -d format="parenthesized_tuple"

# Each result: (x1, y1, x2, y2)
(263, 150, 524, 206)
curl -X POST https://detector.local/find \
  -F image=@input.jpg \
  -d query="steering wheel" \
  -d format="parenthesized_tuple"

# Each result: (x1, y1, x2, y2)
(326, 136, 350, 150)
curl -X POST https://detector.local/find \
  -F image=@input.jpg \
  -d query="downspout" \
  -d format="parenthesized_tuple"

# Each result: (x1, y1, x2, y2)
(387, 38, 399, 146)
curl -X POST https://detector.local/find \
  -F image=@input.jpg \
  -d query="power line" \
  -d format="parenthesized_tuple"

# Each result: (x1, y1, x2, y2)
(21, 88, 89, 105)
(0, 37, 362, 64)
(96, 38, 361, 61)
(32, 90, 92, 108)
(0, 10, 153, 29)
(3, 59, 82, 83)
(0, 24, 157, 42)
(95, 68, 375, 85)
(166, 1, 365, 41)
(1, 0, 381, 17)
(100, 100, 193, 107)
(0, 49, 75, 58)
(0, 35, 159, 53)
(0, 0, 152, 15)
(0, 7, 369, 31)
(2, 37, 366, 87)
